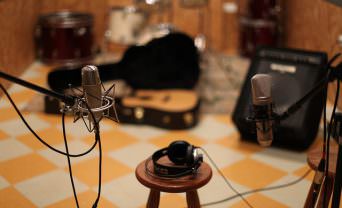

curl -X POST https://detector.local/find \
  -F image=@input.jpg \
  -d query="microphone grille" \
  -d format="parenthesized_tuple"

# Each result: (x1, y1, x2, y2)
(251, 74, 272, 105)
(81, 65, 101, 85)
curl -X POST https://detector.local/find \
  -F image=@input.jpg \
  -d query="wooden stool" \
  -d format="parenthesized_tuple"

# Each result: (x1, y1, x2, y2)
(304, 143, 338, 208)
(135, 158, 212, 208)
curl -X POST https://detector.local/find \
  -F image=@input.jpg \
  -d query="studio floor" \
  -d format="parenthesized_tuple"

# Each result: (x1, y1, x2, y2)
(0, 63, 321, 208)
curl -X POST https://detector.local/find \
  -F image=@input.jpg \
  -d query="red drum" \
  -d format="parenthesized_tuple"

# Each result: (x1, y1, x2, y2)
(35, 11, 95, 65)
(247, 0, 279, 20)
(239, 17, 279, 57)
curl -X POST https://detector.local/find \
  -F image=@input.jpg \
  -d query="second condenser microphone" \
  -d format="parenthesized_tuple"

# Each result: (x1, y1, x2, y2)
(251, 74, 273, 147)
(82, 65, 103, 124)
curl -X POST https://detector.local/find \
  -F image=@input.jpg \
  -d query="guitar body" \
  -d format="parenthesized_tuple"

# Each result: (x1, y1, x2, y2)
(113, 90, 200, 129)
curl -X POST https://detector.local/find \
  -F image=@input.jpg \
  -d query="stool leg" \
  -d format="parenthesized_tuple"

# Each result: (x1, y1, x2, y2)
(186, 190, 200, 208)
(304, 182, 318, 208)
(316, 175, 335, 208)
(147, 189, 160, 208)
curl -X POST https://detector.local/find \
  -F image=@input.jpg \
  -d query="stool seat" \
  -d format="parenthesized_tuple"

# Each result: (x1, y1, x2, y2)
(307, 144, 338, 176)
(135, 157, 212, 208)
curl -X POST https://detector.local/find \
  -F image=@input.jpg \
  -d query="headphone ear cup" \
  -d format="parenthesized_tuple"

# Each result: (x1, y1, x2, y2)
(167, 140, 190, 165)
(186, 144, 194, 165)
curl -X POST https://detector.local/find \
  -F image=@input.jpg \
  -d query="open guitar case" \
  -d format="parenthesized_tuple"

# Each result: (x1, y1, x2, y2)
(47, 33, 201, 129)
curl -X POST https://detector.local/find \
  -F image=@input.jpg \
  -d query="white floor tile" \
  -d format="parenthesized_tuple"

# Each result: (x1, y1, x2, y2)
(0, 139, 32, 162)
(108, 142, 158, 169)
(101, 173, 149, 208)
(0, 176, 10, 190)
(15, 170, 88, 207)
(190, 116, 235, 141)
(38, 140, 98, 168)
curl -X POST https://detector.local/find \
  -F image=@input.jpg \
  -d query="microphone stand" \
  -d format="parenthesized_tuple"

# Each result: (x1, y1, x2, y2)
(331, 113, 342, 208)
(253, 58, 342, 208)
(0, 70, 104, 208)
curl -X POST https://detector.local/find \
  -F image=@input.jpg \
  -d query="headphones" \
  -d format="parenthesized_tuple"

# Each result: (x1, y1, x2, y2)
(151, 140, 203, 178)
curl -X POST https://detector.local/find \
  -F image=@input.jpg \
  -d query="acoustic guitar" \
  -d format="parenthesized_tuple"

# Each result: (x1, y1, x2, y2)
(114, 89, 200, 129)
(44, 89, 200, 130)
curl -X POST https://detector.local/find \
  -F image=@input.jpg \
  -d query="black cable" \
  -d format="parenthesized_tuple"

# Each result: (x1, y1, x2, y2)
(0, 83, 103, 207)
(0, 83, 98, 157)
(62, 109, 80, 208)
(92, 131, 102, 208)
(199, 147, 254, 208)
(144, 157, 196, 180)
(323, 75, 340, 207)
(201, 168, 312, 207)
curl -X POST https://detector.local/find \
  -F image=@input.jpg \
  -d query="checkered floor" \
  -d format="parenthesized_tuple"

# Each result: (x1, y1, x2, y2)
(0, 63, 319, 208)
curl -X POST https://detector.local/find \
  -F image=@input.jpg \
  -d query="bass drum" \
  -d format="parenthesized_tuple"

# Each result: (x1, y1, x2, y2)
(106, 6, 148, 46)
(35, 11, 95, 66)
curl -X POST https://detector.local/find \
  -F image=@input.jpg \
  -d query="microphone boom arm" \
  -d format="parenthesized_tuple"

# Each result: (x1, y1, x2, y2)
(276, 77, 328, 121)
(275, 56, 342, 122)
(0, 70, 76, 106)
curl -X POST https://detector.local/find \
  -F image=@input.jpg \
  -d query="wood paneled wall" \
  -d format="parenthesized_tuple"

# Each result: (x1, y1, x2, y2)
(0, 0, 342, 95)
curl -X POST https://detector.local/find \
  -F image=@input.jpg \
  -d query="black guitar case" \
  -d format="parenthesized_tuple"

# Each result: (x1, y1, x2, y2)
(47, 32, 200, 92)
(46, 33, 201, 130)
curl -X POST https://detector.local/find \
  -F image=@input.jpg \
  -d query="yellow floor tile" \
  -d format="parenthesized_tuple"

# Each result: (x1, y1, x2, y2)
(149, 131, 206, 148)
(214, 114, 233, 125)
(83, 129, 138, 152)
(8, 90, 36, 104)
(293, 166, 314, 181)
(46, 190, 118, 208)
(230, 193, 289, 208)
(68, 156, 132, 186)
(36, 113, 64, 126)
(0, 187, 36, 208)
(139, 193, 186, 208)
(217, 132, 263, 155)
(221, 158, 287, 189)
(16, 127, 72, 150)
(0, 153, 56, 183)
(0, 107, 30, 122)
(0, 129, 9, 140)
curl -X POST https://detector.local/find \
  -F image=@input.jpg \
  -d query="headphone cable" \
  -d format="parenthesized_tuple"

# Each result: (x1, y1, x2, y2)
(144, 157, 197, 180)
(201, 168, 312, 207)
(199, 147, 254, 208)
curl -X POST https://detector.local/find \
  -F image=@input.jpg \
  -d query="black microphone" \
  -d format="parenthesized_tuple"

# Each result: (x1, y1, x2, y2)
(251, 74, 274, 147)
(81, 65, 103, 125)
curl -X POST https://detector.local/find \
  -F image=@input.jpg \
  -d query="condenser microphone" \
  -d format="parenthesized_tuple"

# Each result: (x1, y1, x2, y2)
(81, 65, 103, 125)
(251, 74, 273, 147)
